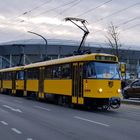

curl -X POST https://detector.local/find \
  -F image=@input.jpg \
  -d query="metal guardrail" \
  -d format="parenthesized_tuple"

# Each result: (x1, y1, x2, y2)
(121, 99, 140, 105)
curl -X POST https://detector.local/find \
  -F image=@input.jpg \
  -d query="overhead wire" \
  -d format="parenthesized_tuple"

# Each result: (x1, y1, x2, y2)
(8, 0, 53, 21)
(94, 2, 140, 23)
(18, 0, 81, 31)
(32, 0, 80, 18)
(123, 23, 140, 31)
(1, 1, 140, 44)
(0, 0, 53, 42)
(25, 0, 82, 34)
(76, 0, 113, 17)
(89, 2, 140, 37)
(54, 0, 113, 41)
(22, 0, 53, 15)
(3, 0, 83, 43)
(117, 16, 140, 31)
(48, 0, 113, 42)
(117, 16, 140, 27)
(58, 0, 83, 16)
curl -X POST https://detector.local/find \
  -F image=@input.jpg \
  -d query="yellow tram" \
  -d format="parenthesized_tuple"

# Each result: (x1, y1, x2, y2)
(0, 53, 122, 110)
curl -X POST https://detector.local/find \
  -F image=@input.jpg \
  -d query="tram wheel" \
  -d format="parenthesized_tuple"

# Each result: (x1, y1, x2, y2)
(101, 104, 109, 110)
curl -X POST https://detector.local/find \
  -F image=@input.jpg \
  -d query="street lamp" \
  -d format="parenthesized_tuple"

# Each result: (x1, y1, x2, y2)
(27, 31, 48, 60)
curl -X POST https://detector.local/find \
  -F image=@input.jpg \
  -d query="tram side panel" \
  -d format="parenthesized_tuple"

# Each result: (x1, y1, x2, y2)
(43, 64, 72, 101)
(2, 72, 12, 93)
(25, 68, 39, 96)
(26, 80, 38, 92)
(44, 79, 72, 96)
(16, 80, 24, 90)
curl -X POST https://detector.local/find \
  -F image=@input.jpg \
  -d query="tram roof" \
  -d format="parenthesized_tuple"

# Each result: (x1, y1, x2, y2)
(24, 53, 118, 69)
(0, 66, 24, 72)
(0, 53, 118, 72)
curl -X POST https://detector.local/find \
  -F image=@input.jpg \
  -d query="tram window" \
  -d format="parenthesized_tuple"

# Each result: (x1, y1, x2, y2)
(95, 62, 120, 79)
(3, 72, 12, 80)
(45, 64, 71, 79)
(2, 73, 5, 79)
(52, 66, 61, 79)
(2, 73, 5, 80)
(27, 69, 39, 79)
(0, 73, 1, 79)
(84, 63, 96, 78)
(16, 71, 24, 80)
(61, 64, 71, 79)
(45, 67, 52, 79)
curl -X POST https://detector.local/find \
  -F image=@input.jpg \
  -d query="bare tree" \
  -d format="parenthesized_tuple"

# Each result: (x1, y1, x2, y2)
(106, 22, 121, 59)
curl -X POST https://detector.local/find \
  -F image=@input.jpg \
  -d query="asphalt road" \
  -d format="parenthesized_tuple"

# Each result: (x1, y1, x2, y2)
(0, 94, 140, 140)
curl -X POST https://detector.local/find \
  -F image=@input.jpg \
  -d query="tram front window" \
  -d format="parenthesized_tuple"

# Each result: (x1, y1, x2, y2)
(86, 62, 120, 79)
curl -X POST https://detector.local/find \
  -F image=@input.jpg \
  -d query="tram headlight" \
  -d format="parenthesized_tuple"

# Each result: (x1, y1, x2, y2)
(98, 88, 103, 93)
(117, 89, 121, 93)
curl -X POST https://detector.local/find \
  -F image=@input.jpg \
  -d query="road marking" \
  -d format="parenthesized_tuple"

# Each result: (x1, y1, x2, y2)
(3, 105, 22, 113)
(27, 138, 33, 140)
(11, 128, 22, 134)
(74, 116, 110, 127)
(0, 121, 8, 125)
(34, 106, 51, 111)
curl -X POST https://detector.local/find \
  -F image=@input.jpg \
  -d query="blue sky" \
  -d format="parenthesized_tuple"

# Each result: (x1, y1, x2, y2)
(0, 0, 139, 47)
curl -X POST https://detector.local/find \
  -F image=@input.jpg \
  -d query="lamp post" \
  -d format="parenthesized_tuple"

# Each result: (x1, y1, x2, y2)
(27, 31, 48, 60)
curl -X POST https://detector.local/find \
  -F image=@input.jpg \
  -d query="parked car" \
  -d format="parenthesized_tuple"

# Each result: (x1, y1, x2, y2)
(123, 79, 140, 99)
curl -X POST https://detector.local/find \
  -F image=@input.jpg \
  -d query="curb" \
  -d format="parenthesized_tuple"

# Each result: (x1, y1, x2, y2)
(121, 99, 140, 106)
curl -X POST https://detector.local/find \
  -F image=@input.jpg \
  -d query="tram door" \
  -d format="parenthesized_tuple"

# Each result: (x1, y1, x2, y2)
(12, 71, 16, 94)
(39, 67, 44, 98)
(72, 63, 84, 105)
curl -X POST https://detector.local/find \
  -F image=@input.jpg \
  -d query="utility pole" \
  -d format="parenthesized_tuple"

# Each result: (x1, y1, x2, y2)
(28, 31, 48, 60)
(0, 56, 2, 69)
(12, 44, 25, 66)
(9, 54, 12, 67)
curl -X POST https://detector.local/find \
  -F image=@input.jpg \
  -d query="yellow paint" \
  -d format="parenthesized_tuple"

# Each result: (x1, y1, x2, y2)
(72, 97, 77, 104)
(3, 80, 12, 89)
(78, 97, 84, 104)
(44, 80, 72, 95)
(83, 79, 121, 98)
(16, 80, 24, 90)
(38, 92, 45, 99)
(42, 93, 44, 98)
(26, 80, 38, 92)
(0, 81, 1, 88)
(120, 63, 126, 73)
